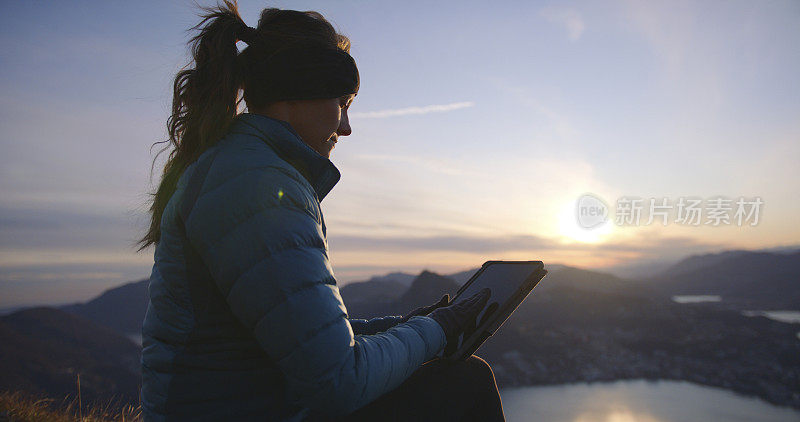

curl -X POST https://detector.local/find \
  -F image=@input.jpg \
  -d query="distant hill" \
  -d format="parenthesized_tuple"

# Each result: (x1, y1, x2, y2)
(362, 271, 418, 287)
(38, 248, 800, 335)
(397, 270, 460, 306)
(600, 245, 800, 279)
(343, 264, 800, 409)
(650, 251, 800, 308)
(9, 248, 797, 410)
(60, 279, 149, 336)
(601, 259, 677, 279)
(444, 268, 478, 285)
(757, 244, 800, 255)
(339, 279, 406, 307)
(656, 250, 756, 278)
(343, 270, 459, 318)
(539, 264, 647, 295)
(0, 307, 141, 410)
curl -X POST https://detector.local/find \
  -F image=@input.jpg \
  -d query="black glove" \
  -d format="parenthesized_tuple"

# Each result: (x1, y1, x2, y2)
(399, 294, 450, 323)
(428, 288, 491, 353)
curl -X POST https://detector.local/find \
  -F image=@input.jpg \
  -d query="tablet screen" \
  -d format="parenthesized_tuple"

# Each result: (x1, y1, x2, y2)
(447, 261, 544, 357)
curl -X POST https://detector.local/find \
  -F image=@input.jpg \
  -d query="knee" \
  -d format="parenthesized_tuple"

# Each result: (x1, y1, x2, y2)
(433, 355, 497, 384)
(462, 355, 498, 385)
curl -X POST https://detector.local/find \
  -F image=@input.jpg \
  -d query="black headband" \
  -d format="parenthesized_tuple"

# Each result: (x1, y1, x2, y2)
(238, 25, 359, 102)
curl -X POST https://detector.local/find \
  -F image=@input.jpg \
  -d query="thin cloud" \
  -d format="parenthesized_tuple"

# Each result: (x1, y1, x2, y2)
(328, 232, 727, 259)
(330, 233, 557, 254)
(485, 77, 579, 141)
(353, 154, 469, 176)
(349, 101, 475, 119)
(541, 7, 585, 41)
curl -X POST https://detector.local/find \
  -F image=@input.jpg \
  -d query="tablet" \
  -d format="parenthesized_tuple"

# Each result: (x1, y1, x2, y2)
(441, 260, 547, 361)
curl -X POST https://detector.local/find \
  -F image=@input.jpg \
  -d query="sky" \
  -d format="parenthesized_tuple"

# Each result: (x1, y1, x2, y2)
(1, 0, 798, 307)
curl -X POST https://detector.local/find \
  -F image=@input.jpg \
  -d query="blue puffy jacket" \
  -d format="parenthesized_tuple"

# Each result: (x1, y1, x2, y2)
(140, 113, 447, 421)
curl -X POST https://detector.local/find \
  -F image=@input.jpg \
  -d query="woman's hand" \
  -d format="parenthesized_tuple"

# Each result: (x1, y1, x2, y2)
(399, 294, 450, 323)
(427, 288, 491, 355)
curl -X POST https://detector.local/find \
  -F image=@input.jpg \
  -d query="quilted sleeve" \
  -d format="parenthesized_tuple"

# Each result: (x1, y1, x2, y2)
(348, 316, 404, 335)
(184, 165, 446, 417)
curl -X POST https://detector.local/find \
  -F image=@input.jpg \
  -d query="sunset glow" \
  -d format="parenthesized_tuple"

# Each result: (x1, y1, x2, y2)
(557, 200, 614, 244)
(1, 1, 798, 307)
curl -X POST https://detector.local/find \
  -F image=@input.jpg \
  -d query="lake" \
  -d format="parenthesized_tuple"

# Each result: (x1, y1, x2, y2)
(671, 296, 800, 340)
(500, 380, 800, 422)
(741, 310, 800, 324)
(671, 295, 721, 303)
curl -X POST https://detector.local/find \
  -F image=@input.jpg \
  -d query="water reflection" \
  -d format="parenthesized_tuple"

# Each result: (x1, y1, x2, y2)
(573, 409, 662, 422)
(671, 295, 721, 303)
(500, 380, 800, 422)
(741, 310, 800, 324)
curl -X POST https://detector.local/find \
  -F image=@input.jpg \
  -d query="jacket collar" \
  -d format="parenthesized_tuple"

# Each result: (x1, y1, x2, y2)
(229, 113, 341, 202)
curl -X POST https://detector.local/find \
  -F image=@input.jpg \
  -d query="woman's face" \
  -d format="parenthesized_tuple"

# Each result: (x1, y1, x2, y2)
(288, 94, 355, 158)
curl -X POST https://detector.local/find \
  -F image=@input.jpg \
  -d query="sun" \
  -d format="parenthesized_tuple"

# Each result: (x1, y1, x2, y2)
(557, 200, 613, 244)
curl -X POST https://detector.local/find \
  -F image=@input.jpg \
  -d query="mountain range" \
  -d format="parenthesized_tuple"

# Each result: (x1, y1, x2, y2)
(649, 250, 800, 309)
(342, 254, 799, 409)
(0, 307, 140, 411)
(1, 248, 798, 410)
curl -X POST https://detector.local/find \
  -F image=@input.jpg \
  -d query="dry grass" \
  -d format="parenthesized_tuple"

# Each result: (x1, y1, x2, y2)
(0, 390, 141, 422)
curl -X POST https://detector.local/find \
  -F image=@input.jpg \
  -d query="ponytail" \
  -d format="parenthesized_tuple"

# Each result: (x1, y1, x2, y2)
(138, 0, 246, 249)
(139, 2, 353, 250)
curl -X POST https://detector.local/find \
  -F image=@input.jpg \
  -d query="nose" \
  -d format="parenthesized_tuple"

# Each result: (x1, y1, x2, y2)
(337, 109, 352, 137)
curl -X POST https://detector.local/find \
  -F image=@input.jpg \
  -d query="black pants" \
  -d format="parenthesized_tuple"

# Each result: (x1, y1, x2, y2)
(306, 355, 505, 422)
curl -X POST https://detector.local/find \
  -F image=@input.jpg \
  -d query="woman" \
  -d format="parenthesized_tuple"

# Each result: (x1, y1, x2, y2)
(139, 2, 504, 421)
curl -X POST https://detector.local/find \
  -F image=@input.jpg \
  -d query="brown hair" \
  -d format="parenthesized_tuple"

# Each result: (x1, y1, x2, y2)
(138, 1, 351, 249)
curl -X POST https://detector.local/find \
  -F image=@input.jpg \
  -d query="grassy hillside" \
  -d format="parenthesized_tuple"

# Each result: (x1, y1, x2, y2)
(0, 390, 141, 422)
